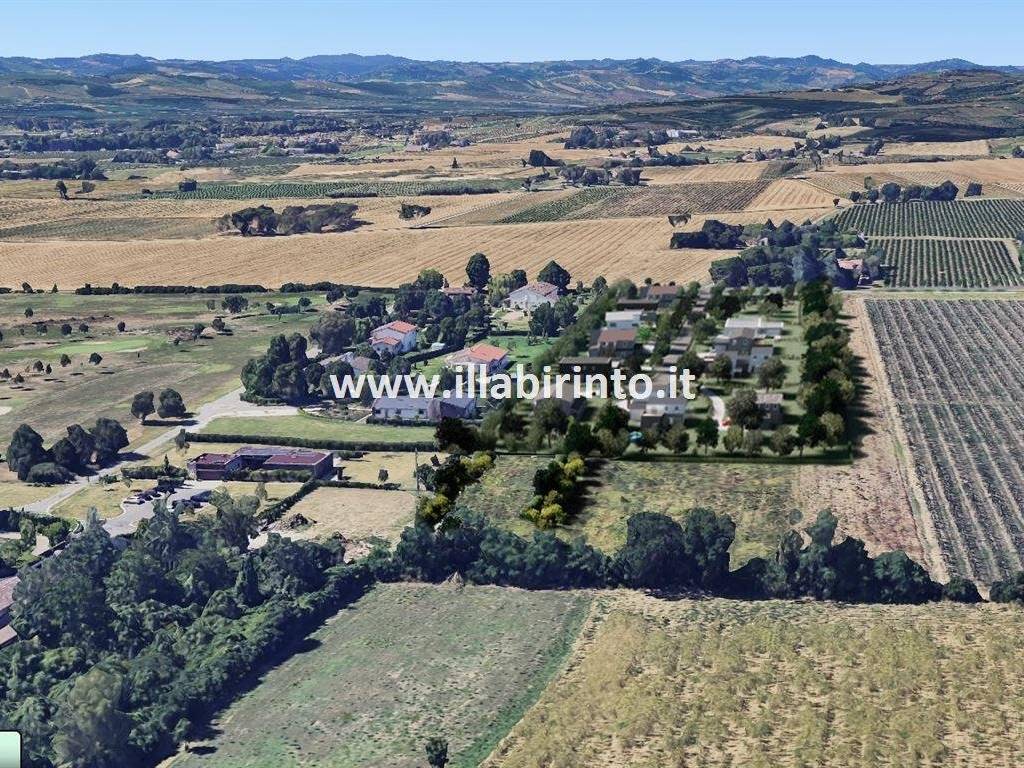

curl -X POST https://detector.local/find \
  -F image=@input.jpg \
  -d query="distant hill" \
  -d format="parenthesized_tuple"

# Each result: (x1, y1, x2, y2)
(0, 52, 1021, 116)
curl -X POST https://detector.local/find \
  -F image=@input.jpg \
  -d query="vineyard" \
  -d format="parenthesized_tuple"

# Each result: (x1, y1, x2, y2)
(146, 178, 522, 200)
(876, 238, 1023, 288)
(834, 199, 1024, 237)
(498, 181, 771, 223)
(868, 298, 1024, 583)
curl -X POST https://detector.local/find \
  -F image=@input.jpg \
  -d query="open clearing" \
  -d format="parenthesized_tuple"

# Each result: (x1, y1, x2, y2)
(486, 592, 1024, 768)
(280, 486, 417, 544)
(168, 583, 590, 768)
(744, 178, 842, 210)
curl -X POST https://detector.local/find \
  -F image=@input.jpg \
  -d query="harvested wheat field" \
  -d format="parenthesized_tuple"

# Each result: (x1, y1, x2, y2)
(485, 592, 1024, 768)
(642, 162, 767, 184)
(843, 158, 1024, 184)
(0, 217, 719, 287)
(701, 134, 801, 151)
(745, 178, 843, 210)
(883, 139, 991, 157)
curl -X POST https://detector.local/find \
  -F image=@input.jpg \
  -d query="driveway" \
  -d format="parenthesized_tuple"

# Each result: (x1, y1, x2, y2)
(24, 387, 297, 515)
(701, 386, 729, 431)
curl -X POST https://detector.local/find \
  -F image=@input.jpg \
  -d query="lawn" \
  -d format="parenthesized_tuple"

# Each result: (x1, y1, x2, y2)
(201, 414, 435, 444)
(488, 592, 1024, 768)
(339, 450, 446, 489)
(168, 583, 590, 768)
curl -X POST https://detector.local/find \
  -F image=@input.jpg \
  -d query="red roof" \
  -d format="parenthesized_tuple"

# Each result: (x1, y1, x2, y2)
(377, 320, 417, 334)
(597, 328, 637, 343)
(516, 281, 559, 299)
(465, 343, 509, 363)
(194, 453, 236, 467)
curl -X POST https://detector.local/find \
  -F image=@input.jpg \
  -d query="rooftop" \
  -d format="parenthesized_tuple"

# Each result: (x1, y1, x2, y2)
(513, 281, 559, 298)
(376, 320, 417, 334)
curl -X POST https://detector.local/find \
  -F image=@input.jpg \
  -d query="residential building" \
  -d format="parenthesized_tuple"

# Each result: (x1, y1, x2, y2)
(445, 342, 510, 373)
(589, 327, 638, 358)
(757, 392, 785, 428)
(623, 374, 689, 427)
(441, 286, 477, 299)
(507, 281, 559, 310)
(339, 352, 374, 376)
(370, 320, 419, 355)
(558, 356, 615, 377)
(372, 394, 477, 423)
(642, 283, 682, 308)
(723, 316, 784, 339)
(615, 297, 659, 319)
(188, 446, 334, 481)
(707, 332, 775, 376)
(604, 310, 643, 330)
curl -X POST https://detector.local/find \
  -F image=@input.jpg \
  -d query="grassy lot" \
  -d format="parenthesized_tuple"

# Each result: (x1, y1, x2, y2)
(0, 291, 322, 448)
(0, 466, 61, 509)
(488, 592, 1024, 768)
(340, 450, 446, 488)
(168, 583, 590, 768)
(282, 486, 417, 543)
(51, 481, 127, 519)
(459, 455, 800, 565)
(201, 414, 435, 444)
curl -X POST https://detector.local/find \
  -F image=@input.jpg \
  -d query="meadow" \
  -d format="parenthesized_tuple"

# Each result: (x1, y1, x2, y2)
(168, 583, 590, 768)
(199, 414, 436, 444)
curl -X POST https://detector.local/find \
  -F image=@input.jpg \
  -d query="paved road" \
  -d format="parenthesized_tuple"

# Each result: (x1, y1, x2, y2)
(24, 387, 298, 515)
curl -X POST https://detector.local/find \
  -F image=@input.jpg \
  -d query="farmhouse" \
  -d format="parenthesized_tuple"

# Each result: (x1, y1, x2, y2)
(507, 281, 560, 310)
(370, 320, 419, 355)
(604, 310, 643, 330)
(445, 342, 510, 373)
(372, 394, 477, 423)
(188, 446, 335, 481)
(723, 316, 784, 339)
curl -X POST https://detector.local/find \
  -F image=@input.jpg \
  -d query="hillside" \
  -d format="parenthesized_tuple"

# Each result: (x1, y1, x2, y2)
(0, 52, 1021, 116)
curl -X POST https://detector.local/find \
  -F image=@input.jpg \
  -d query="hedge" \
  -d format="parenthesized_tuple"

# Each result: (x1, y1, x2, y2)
(75, 283, 268, 295)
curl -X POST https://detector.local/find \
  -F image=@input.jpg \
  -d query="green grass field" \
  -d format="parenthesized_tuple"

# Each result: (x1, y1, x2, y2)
(201, 414, 436, 444)
(459, 454, 801, 565)
(168, 583, 590, 768)
(0, 292, 322, 448)
(488, 593, 1024, 768)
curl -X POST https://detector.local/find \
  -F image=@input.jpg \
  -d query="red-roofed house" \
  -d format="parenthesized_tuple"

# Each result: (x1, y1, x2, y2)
(370, 320, 419, 354)
(445, 342, 511, 373)
(507, 281, 560, 310)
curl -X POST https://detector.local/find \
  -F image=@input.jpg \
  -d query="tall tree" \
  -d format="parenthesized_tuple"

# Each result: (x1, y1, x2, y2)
(465, 252, 491, 290)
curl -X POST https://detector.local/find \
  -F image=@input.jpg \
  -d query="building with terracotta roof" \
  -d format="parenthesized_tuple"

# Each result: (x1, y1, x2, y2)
(445, 342, 511, 373)
(370, 320, 419, 354)
(188, 446, 334, 481)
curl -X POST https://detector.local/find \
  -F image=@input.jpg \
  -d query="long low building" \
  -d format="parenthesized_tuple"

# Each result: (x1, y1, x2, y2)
(188, 445, 335, 481)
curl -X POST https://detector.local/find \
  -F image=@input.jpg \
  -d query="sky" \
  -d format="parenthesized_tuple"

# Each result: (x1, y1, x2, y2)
(3, 0, 1024, 65)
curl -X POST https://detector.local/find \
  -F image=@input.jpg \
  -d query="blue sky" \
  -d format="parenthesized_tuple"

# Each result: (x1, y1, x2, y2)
(4, 0, 1024, 65)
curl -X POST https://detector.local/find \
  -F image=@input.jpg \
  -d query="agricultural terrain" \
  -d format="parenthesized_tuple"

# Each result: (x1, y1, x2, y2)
(167, 583, 590, 768)
(867, 297, 1024, 583)
(486, 592, 1024, 768)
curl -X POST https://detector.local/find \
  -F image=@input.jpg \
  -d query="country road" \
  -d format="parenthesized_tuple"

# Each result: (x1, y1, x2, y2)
(24, 387, 298, 515)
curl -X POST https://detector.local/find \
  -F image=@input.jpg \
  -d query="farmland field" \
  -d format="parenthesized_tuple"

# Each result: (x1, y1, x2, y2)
(276, 486, 417, 544)
(0, 217, 719, 288)
(168, 583, 590, 768)
(877, 237, 1023, 288)
(147, 178, 522, 200)
(867, 298, 1024, 582)
(744, 178, 841, 210)
(497, 181, 772, 223)
(834, 199, 1024, 237)
(486, 592, 1024, 768)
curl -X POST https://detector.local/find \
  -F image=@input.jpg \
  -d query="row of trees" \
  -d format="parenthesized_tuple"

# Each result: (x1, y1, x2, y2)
(215, 203, 362, 236)
(129, 389, 188, 424)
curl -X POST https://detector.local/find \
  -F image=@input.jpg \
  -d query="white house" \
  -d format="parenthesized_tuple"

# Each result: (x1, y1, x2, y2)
(370, 320, 419, 355)
(708, 333, 775, 376)
(723, 316, 784, 339)
(604, 310, 643, 330)
(372, 395, 477, 423)
(507, 281, 559, 310)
